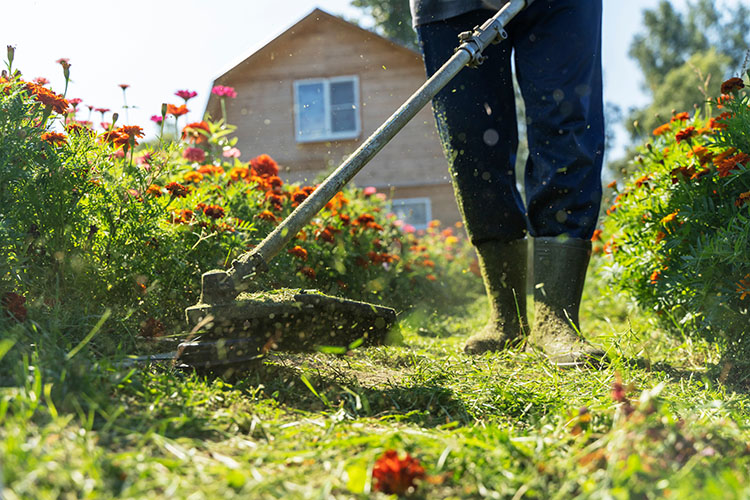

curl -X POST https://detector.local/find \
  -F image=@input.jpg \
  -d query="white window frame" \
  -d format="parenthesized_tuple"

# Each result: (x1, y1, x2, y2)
(293, 75, 361, 143)
(390, 197, 432, 230)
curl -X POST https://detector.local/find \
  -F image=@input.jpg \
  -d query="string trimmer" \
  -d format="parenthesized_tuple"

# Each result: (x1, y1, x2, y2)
(176, 0, 532, 370)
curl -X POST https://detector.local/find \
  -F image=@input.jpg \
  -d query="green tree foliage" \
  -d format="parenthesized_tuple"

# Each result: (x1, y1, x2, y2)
(627, 0, 750, 140)
(350, 0, 418, 50)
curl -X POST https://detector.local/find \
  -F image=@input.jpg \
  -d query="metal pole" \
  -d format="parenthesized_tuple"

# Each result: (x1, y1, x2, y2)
(202, 0, 528, 302)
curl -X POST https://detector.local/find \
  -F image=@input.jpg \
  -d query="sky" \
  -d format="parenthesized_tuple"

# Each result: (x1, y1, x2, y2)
(0, 0, 709, 158)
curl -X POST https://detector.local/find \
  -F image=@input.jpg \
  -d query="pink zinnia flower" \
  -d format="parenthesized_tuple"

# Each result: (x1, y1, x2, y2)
(33, 77, 49, 85)
(95, 108, 110, 114)
(363, 186, 377, 196)
(222, 147, 241, 158)
(183, 147, 206, 163)
(68, 98, 82, 107)
(56, 58, 70, 65)
(175, 89, 198, 101)
(403, 224, 416, 234)
(211, 85, 237, 98)
(150, 115, 164, 124)
(119, 84, 130, 90)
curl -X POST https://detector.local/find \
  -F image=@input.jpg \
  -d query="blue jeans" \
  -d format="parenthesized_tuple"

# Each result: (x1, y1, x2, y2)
(416, 0, 604, 244)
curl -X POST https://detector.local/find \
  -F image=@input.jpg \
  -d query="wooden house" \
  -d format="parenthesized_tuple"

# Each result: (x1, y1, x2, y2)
(204, 8, 461, 229)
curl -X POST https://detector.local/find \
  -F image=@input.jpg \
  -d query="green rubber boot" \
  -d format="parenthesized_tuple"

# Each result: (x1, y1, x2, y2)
(529, 237, 607, 367)
(464, 239, 528, 354)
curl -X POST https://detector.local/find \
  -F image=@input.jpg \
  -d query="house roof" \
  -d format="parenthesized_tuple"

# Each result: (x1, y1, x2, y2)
(210, 8, 419, 86)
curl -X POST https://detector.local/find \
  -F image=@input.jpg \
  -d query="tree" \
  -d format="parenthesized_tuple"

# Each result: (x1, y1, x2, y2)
(626, 0, 750, 140)
(350, 0, 418, 50)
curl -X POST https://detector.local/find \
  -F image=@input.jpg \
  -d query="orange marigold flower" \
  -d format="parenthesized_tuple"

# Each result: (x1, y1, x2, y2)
(181, 121, 210, 143)
(655, 231, 667, 243)
(425, 274, 437, 281)
(675, 126, 697, 143)
(660, 211, 678, 225)
(256, 210, 278, 222)
(687, 145, 713, 165)
(165, 181, 190, 198)
(606, 204, 619, 216)
(372, 450, 425, 495)
(606, 180, 617, 189)
(649, 269, 662, 284)
(721, 77, 745, 95)
(670, 112, 690, 123)
(736, 191, 750, 208)
(183, 171, 204, 183)
(299, 266, 316, 279)
(428, 220, 441, 228)
(652, 123, 671, 136)
(634, 174, 651, 188)
(422, 259, 435, 268)
(197, 164, 224, 175)
(2, 292, 27, 322)
(737, 274, 750, 300)
(716, 94, 734, 108)
(229, 166, 250, 182)
(166, 103, 189, 117)
(716, 152, 750, 178)
(366, 221, 384, 232)
(250, 154, 279, 178)
(288, 245, 308, 260)
(146, 184, 162, 197)
(591, 229, 603, 242)
(115, 125, 145, 147)
(25, 82, 69, 114)
(670, 165, 696, 184)
(41, 131, 67, 146)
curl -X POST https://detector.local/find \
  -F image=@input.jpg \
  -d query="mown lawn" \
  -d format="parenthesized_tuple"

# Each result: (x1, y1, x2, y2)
(3, 267, 750, 499)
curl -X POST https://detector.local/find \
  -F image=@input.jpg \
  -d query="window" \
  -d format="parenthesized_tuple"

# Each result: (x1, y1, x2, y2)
(293, 76, 360, 142)
(390, 197, 432, 230)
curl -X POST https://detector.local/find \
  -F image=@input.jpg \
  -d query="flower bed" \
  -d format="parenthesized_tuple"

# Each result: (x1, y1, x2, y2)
(0, 55, 480, 348)
(600, 76, 750, 345)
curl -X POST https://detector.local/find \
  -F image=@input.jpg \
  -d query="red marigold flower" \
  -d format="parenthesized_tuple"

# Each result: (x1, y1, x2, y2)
(655, 231, 667, 243)
(165, 181, 190, 198)
(211, 85, 237, 98)
(288, 245, 308, 260)
(183, 147, 206, 163)
(372, 450, 425, 495)
(140, 317, 165, 338)
(674, 126, 697, 143)
(24, 82, 69, 114)
(652, 123, 671, 136)
(2, 292, 27, 322)
(175, 89, 197, 101)
(203, 204, 225, 219)
(670, 112, 690, 123)
(721, 77, 745, 95)
(41, 131, 67, 146)
(250, 154, 279, 178)
(367, 221, 384, 232)
(181, 121, 210, 144)
(166, 103, 189, 117)
(256, 210, 278, 222)
(716, 152, 750, 178)
(299, 266, 316, 279)
(354, 214, 376, 226)
(113, 125, 145, 148)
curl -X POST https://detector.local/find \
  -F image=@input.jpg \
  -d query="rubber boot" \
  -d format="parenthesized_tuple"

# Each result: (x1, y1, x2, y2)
(529, 237, 607, 366)
(464, 239, 528, 354)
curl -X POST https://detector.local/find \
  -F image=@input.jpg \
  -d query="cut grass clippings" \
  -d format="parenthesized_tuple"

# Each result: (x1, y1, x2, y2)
(2, 274, 750, 499)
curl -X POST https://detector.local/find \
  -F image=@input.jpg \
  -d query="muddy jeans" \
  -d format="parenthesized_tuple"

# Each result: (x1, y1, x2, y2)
(416, 0, 604, 244)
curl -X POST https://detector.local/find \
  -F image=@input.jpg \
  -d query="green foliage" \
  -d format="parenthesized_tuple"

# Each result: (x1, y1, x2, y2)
(601, 81, 750, 345)
(350, 0, 417, 49)
(626, 0, 750, 141)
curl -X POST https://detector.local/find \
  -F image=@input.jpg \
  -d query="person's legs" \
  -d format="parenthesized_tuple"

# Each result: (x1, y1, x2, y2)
(511, 0, 606, 365)
(417, 11, 529, 353)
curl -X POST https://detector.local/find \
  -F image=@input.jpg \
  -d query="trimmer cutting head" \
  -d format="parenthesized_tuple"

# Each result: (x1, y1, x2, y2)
(178, 288, 397, 369)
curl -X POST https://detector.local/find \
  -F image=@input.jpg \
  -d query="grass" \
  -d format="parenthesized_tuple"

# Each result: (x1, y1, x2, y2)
(3, 264, 750, 499)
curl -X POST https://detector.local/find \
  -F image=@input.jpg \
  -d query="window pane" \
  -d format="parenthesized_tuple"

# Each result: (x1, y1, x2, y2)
(392, 200, 429, 227)
(331, 108, 356, 133)
(330, 81, 354, 106)
(297, 83, 325, 138)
